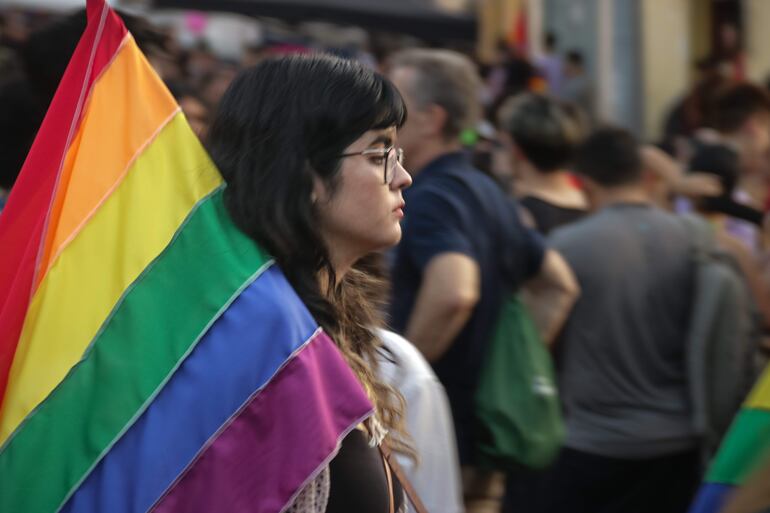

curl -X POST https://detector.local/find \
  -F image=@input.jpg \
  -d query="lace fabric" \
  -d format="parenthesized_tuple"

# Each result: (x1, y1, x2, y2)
(285, 420, 404, 513)
(285, 463, 408, 513)
(285, 466, 330, 513)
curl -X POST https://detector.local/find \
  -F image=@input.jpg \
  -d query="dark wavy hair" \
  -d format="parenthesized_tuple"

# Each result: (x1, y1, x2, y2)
(207, 53, 412, 454)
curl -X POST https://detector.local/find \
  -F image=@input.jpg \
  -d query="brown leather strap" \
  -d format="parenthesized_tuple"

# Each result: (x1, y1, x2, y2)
(379, 441, 430, 513)
(382, 450, 395, 513)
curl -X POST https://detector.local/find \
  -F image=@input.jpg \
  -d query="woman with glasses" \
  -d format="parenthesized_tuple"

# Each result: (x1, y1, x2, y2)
(207, 54, 413, 513)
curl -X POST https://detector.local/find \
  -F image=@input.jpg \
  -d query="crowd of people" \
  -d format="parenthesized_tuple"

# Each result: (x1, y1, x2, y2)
(3, 6, 770, 513)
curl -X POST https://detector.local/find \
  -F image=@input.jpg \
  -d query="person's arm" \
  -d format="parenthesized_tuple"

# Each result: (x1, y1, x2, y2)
(405, 252, 480, 362)
(520, 249, 579, 345)
(641, 144, 723, 200)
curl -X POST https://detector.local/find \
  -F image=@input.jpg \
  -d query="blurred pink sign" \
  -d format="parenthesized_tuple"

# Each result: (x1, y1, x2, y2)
(185, 11, 208, 35)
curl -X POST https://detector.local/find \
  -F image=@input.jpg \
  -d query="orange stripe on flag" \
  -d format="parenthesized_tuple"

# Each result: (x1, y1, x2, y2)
(0, 1, 127, 411)
(33, 34, 178, 291)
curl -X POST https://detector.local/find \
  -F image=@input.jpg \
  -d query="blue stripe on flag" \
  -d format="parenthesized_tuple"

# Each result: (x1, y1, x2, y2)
(60, 265, 319, 513)
(688, 483, 734, 513)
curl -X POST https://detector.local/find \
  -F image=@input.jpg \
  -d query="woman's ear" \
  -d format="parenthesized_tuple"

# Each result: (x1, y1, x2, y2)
(312, 174, 328, 205)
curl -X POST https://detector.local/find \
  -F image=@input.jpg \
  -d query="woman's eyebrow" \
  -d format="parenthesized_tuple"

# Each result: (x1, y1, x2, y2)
(367, 134, 393, 147)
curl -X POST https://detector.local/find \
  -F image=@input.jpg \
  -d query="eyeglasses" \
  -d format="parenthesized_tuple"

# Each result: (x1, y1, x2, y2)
(338, 146, 405, 185)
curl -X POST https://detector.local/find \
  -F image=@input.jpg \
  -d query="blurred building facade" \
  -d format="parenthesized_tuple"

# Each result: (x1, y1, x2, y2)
(481, 0, 770, 141)
(6, 0, 770, 142)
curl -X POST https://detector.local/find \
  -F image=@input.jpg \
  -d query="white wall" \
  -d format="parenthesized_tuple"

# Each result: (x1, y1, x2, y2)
(639, 0, 691, 140)
(744, 0, 770, 84)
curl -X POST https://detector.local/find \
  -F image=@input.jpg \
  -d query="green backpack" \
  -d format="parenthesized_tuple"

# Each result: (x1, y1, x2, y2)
(474, 294, 564, 471)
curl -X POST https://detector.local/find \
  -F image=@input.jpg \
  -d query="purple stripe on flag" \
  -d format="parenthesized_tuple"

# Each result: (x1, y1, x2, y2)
(150, 330, 373, 513)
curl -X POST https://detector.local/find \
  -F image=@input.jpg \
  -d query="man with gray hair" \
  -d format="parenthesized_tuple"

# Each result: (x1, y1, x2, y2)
(387, 49, 578, 512)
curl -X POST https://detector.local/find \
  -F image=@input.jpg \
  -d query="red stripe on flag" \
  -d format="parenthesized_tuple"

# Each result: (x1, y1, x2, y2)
(0, 0, 127, 412)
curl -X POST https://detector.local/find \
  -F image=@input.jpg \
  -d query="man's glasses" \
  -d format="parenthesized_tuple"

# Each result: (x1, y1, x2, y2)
(338, 146, 405, 185)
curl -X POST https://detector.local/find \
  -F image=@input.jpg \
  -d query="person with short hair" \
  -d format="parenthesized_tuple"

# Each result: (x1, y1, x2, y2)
(534, 32, 564, 96)
(167, 82, 210, 140)
(560, 50, 593, 119)
(697, 83, 770, 252)
(497, 93, 587, 513)
(708, 83, 770, 165)
(498, 92, 587, 234)
(540, 127, 701, 513)
(387, 48, 579, 513)
(688, 145, 770, 332)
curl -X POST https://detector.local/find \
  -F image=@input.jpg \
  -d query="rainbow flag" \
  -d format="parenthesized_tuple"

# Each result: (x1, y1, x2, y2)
(689, 367, 770, 513)
(0, 1, 373, 512)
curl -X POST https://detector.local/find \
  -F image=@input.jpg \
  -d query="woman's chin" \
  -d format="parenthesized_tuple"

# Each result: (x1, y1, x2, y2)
(385, 226, 403, 248)
(368, 227, 402, 253)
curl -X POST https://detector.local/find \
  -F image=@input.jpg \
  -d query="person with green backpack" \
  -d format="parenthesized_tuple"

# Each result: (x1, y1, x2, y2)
(490, 92, 589, 513)
(387, 49, 579, 513)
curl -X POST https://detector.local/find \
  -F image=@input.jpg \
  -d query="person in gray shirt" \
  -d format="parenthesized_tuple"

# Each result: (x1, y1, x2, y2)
(539, 127, 700, 513)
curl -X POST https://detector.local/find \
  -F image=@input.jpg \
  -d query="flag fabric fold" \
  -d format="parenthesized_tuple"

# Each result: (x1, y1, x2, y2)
(0, 2, 373, 512)
(689, 366, 770, 513)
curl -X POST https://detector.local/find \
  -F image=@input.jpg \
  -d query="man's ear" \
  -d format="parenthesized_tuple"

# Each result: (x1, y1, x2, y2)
(420, 103, 449, 139)
(499, 131, 528, 166)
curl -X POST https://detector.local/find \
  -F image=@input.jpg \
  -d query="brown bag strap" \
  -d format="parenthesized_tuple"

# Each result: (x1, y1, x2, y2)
(379, 441, 430, 513)
(381, 448, 395, 513)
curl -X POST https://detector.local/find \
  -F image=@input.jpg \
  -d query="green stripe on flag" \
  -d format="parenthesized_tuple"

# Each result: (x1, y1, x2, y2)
(707, 407, 770, 486)
(0, 188, 271, 513)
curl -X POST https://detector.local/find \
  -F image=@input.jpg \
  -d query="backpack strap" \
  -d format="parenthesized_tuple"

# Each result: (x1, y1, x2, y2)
(680, 214, 714, 261)
(679, 213, 758, 461)
(680, 213, 717, 458)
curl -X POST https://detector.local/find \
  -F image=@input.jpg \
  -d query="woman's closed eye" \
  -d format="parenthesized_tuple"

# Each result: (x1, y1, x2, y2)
(367, 155, 386, 165)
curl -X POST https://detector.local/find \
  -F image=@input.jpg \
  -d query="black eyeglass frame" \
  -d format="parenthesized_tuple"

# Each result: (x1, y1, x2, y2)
(338, 146, 405, 185)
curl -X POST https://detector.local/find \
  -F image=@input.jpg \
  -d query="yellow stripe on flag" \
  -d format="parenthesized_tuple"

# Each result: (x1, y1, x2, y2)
(746, 367, 770, 411)
(34, 35, 179, 292)
(0, 114, 221, 442)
